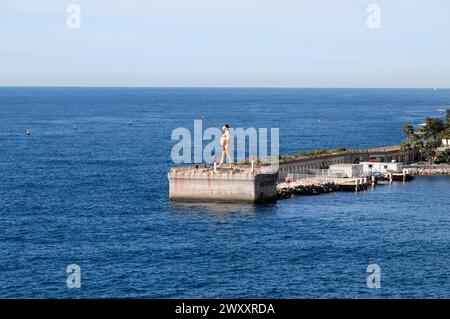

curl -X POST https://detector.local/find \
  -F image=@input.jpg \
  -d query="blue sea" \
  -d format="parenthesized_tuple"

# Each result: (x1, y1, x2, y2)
(1, 87, 450, 298)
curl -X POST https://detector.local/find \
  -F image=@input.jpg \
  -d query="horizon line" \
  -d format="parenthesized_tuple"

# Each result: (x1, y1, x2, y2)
(0, 85, 449, 90)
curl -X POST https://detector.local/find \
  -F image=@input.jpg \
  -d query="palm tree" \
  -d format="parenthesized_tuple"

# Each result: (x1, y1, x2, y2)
(411, 136, 424, 162)
(400, 141, 412, 164)
(401, 124, 416, 162)
(403, 124, 415, 140)
(420, 117, 445, 140)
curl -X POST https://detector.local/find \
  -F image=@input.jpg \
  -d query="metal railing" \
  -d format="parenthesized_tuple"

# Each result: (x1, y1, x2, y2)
(287, 169, 330, 181)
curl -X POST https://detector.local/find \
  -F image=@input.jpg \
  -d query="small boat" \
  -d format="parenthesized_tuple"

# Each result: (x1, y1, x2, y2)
(26, 129, 31, 135)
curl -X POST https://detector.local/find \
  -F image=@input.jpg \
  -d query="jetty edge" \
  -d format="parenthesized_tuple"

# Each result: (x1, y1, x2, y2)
(168, 164, 278, 203)
(168, 145, 422, 203)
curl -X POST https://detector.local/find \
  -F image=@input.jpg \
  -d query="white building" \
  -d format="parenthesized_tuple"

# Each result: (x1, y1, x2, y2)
(328, 164, 363, 178)
(437, 139, 450, 152)
(442, 139, 450, 148)
(360, 162, 403, 175)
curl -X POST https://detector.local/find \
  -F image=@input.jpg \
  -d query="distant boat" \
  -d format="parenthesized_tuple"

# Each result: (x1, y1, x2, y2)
(26, 128, 31, 135)
(418, 123, 426, 127)
(73, 124, 77, 130)
(128, 119, 133, 126)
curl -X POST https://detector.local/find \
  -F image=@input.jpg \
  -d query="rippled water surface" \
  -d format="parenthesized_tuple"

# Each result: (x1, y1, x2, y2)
(1, 87, 449, 298)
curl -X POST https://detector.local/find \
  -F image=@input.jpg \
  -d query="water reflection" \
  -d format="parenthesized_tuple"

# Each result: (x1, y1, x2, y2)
(169, 201, 277, 220)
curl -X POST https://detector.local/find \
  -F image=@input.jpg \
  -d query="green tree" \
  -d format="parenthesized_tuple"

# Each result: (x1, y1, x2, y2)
(443, 149, 450, 164)
(402, 124, 415, 140)
(411, 133, 424, 149)
(402, 116, 447, 163)
(421, 146, 435, 164)
(446, 109, 450, 129)
(400, 141, 412, 164)
(420, 117, 445, 140)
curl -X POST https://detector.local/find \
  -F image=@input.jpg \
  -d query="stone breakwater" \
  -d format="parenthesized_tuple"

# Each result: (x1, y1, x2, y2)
(277, 182, 340, 199)
(407, 166, 450, 176)
(277, 177, 370, 199)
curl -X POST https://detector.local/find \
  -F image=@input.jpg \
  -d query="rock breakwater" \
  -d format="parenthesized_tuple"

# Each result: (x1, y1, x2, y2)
(407, 166, 450, 176)
(277, 181, 340, 199)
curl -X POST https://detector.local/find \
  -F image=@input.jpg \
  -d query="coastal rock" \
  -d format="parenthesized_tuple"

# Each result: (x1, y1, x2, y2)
(277, 182, 340, 199)
(407, 167, 450, 176)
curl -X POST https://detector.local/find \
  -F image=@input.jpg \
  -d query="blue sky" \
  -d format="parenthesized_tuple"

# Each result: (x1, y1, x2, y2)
(1, 0, 449, 87)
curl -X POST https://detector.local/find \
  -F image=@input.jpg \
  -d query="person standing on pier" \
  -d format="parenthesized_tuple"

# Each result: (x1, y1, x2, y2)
(218, 124, 232, 168)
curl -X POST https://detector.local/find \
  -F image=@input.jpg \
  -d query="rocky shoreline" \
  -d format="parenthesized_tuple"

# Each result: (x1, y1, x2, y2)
(277, 182, 340, 199)
(407, 166, 450, 176)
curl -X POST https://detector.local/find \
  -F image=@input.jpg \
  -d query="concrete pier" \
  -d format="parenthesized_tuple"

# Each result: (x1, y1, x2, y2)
(168, 165, 278, 203)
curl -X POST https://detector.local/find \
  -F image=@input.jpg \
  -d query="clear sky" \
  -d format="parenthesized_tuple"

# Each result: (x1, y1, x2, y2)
(1, 0, 449, 87)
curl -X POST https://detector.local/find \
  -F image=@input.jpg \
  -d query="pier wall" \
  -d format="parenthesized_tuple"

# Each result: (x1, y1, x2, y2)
(168, 168, 278, 203)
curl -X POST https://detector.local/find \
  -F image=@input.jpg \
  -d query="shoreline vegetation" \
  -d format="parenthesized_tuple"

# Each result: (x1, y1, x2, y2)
(401, 109, 450, 164)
